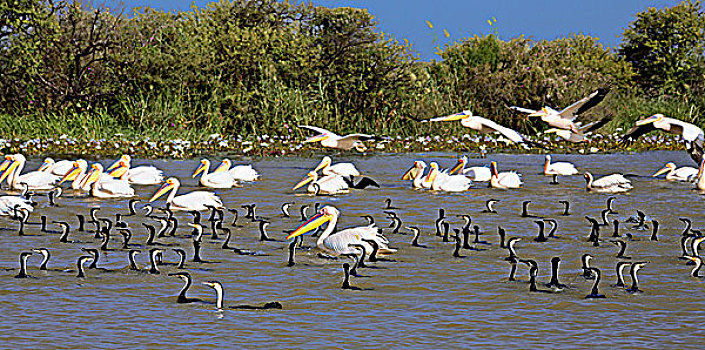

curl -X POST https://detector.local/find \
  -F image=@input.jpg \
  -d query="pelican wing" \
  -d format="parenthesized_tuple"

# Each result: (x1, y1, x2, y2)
(435, 173, 472, 192)
(559, 88, 609, 120)
(229, 165, 259, 181)
(126, 166, 164, 185)
(171, 191, 223, 211)
(327, 163, 360, 177)
(546, 162, 579, 175)
(667, 118, 705, 142)
(324, 226, 395, 255)
(463, 167, 491, 182)
(317, 175, 349, 194)
(97, 180, 135, 197)
(497, 172, 522, 188)
(16, 171, 59, 190)
(298, 125, 341, 139)
(623, 123, 657, 143)
(592, 174, 631, 189)
(51, 160, 75, 177)
(0, 196, 33, 216)
(473, 117, 526, 144)
(202, 171, 237, 188)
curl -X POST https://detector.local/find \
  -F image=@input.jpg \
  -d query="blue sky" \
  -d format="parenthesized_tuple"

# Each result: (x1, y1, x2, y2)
(112, 0, 680, 60)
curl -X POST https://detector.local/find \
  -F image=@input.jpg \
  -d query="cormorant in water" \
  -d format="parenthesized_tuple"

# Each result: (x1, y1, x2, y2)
(605, 196, 617, 214)
(534, 220, 547, 242)
(505, 237, 521, 261)
(497, 226, 506, 248)
(581, 254, 595, 279)
(684, 256, 703, 278)
(361, 215, 375, 225)
(612, 262, 631, 287)
(76, 256, 92, 278)
(521, 201, 538, 218)
(15, 251, 32, 278)
(148, 248, 163, 274)
(168, 272, 203, 303)
(483, 199, 499, 214)
(611, 240, 631, 259)
(585, 267, 605, 299)
(408, 227, 427, 248)
(128, 250, 141, 271)
(546, 257, 567, 289)
(202, 281, 282, 309)
(340, 263, 361, 291)
(281, 202, 294, 217)
(626, 262, 648, 293)
(384, 198, 398, 210)
(650, 220, 659, 241)
(543, 219, 558, 238)
(558, 200, 570, 216)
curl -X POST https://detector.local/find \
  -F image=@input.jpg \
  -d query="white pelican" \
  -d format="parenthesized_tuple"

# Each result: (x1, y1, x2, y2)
(401, 161, 432, 189)
(510, 89, 609, 132)
(286, 206, 396, 257)
(489, 161, 522, 189)
(544, 155, 578, 176)
(583, 172, 632, 193)
(653, 162, 698, 182)
(624, 114, 705, 165)
(80, 164, 135, 198)
(212, 159, 260, 182)
(293, 171, 349, 195)
(695, 159, 705, 190)
(312, 156, 359, 177)
(426, 162, 472, 192)
(37, 157, 74, 177)
(192, 159, 239, 189)
(107, 157, 164, 185)
(59, 160, 93, 190)
(0, 154, 59, 190)
(427, 111, 533, 147)
(449, 156, 491, 181)
(150, 177, 223, 211)
(0, 195, 33, 216)
(298, 125, 382, 152)
(543, 117, 613, 143)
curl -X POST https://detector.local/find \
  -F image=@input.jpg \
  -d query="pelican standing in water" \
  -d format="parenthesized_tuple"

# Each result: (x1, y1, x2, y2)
(583, 173, 632, 193)
(489, 161, 522, 189)
(298, 125, 382, 152)
(286, 206, 396, 257)
(37, 157, 74, 177)
(212, 159, 260, 182)
(312, 156, 359, 177)
(107, 156, 164, 185)
(652, 162, 698, 182)
(80, 164, 135, 198)
(623, 114, 705, 165)
(511, 89, 610, 133)
(448, 156, 491, 182)
(426, 162, 472, 192)
(543, 155, 578, 176)
(59, 160, 93, 190)
(192, 159, 239, 189)
(292, 172, 349, 195)
(401, 161, 432, 189)
(0, 154, 59, 190)
(150, 177, 223, 211)
(425, 111, 534, 147)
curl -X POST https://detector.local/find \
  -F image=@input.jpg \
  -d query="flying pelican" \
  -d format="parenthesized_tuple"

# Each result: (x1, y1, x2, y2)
(37, 157, 74, 177)
(489, 161, 522, 189)
(0, 154, 59, 190)
(543, 155, 578, 176)
(150, 177, 223, 211)
(312, 156, 359, 177)
(510, 89, 609, 132)
(192, 159, 239, 189)
(448, 156, 491, 181)
(652, 162, 698, 182)
(426, 162, 472, 192)
(401, 161, 432, 189)
(426, 111, 533, 147)
(59, 160, 93, 190)
(286, 205, 396, 257)
(623, 114, 705, 165)
(212, 159, 260, 182)
(543, 117, 612, 143)
(80, 164, 135, 198)
(293, 171, 349, 195)
(583, 172, 633, 193)
(298, 125, 382, 152)
(107, 156, 164, 185)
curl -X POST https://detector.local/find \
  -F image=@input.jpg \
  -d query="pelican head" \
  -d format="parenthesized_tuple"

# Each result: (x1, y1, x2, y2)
(0, 154, 25, 183)
(286, 206, 336, 239)
(293, 171, 317, 190)
(59, 160, 87, 184)
(108, 160, 129, 178)
(528, 107, 548, 117)
(38, 158, 55, 172)
(192, 159, 210, 178)
(79, 163, 104, 188)
(635, 113, 664, 126)
(213, 159, 231, 173)
(106, 155, 131, 172)
(652, 162, 676, 177)
(489, 161, 499, 177)
(150, 177, 179, 202)
(449, 156, 467, 175)
(313, 156, 332, 172)
(402, 160, 425, 180)
(425, 162, 439, 183)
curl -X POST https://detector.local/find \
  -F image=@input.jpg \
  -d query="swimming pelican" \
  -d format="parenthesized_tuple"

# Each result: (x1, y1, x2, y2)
(623, 114, 705, 165)
(542, 117, 612, 143)
(192, 159, 239, 189)
(37, 157, 74, 177)
(489, 161, 522, 189)
(150, 177, 223, 211)
(80, 164, 135, 198)
(0, 195, 33, 216)
(695, 159, 705, 190)
(286, 206, 396, 257)
(652, 162, 698, 182)
(426, 111, 533, 147)
(401, 161, 432, 189)
(426, 162, 472, 192)
(298, 125, 382, 152)
(59, 160, 94, 190)
(292, 171, 349, 195)
(448, 156, 491, 181)
(510, 89, 609, 132)
(0, 154, 59, 190)
(212, 159, 260, 182)
(107, 157, 164, 185)
(311, 156, 358, 177)
(543, 155, 578, 176)
(583, 172, 633, 193)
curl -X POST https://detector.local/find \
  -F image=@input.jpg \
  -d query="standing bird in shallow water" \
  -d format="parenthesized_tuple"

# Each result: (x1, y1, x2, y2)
(489, 162, 522, 189)
(583, 172, 632, 193)
(150, 178, 223, 211)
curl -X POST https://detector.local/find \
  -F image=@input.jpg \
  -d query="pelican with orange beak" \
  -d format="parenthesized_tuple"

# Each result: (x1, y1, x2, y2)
(401, 160, 431, 189)
(79, 164, 135, 198)
(150, 177, 223, 211)
(0, 154, 58, 190)
(292, 171, 349, 195)
(489, 161, 522, 189)
(426, 162, 472, 192)
(286, 206, 396, 257)
(624, 114, 705, 165)
(193, 159, 239, 189)
(448, 156, 491, 182)
(107, 156, 164, 185)
(311, 156, 359, 177)
(426, 111, 532, 147)
(212, 159, 259, 182)
(59, 160, 92, 190)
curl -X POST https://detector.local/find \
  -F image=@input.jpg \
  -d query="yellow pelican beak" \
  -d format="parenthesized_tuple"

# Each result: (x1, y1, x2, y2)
(0, 157, 11, 173)
(150, 181, 175, 202)
(449, 159, 464, 175)
(192, 161, 208, 178)
(108, 162, 128, 178)
(304, 134, 330, 143)
(213, 161, 229, 173)
(635, 115, 659, 126)
(106, 155, 128, 172)
(652, 165, 671, 177)
(293, 174, 314, 190)
(79, 167, 101, 189)
(528, 108, 546, 117)
(59, 163, 81, 184)
(425, 167, 438, 183)
(430, 111, 470, 122)
(286, 212, 331, 240)
(0, 158, 19, 183)
(313, 158, 331, 172)
(401, 164, 418, 180)
(37, 160, 51, 172)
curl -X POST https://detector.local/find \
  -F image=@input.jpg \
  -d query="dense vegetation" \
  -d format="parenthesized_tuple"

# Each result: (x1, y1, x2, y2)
(1, 0, 703, 143)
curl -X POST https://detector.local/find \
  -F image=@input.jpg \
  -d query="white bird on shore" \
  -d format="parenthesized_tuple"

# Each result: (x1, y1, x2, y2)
(543, 155, 578, 176)
(298, 125, 382, 152)
(583, 172, 632, 193)
(652, 162, 698, 182)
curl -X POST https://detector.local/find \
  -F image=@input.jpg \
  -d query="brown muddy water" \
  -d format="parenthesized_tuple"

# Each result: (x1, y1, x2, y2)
(1, 151, 704, 348)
